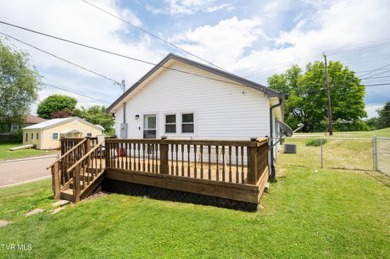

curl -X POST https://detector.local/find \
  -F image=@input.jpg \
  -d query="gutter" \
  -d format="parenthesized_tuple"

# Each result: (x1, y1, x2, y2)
(269, 98, 283, 179)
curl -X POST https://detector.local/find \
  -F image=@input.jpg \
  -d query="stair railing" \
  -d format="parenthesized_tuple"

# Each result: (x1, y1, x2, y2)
(48, 138, 89, 200)
(65, 140, 105, 202)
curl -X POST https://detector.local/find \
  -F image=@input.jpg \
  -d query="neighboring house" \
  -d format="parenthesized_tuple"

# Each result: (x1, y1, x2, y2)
(15, 114, 47, 132)
(22, 117, 104, 150)
(107, 53, 285, 175)
(0, 114, 47, 140)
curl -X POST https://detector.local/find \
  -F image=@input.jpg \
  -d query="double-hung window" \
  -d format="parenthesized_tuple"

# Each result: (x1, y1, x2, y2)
(165, 114, 176, 133)
(181, 113, 194, 133)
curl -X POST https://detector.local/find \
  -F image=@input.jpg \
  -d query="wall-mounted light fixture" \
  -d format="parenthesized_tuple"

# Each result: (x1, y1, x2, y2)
(135, 114, 140, 120)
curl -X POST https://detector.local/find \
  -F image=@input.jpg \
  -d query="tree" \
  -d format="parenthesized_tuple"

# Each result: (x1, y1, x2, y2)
(268, 61, 367, 132)
(377, 101, 390, 129)
(74, 105, 114, 134)
(37, 94, 77, 119)
(0, 39, 41, 133)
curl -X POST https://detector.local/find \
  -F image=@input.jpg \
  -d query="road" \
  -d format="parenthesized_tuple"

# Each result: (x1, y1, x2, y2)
(0, 155, 58, 188)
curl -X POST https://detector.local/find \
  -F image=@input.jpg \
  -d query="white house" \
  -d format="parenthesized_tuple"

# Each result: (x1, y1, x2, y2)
(108, 53, 285, 177)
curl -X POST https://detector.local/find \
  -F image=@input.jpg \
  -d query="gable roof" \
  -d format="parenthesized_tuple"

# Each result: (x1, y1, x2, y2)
(24, 114, 47, 124)
(22, 117, 103, 131)
(108, 53, 283, 113)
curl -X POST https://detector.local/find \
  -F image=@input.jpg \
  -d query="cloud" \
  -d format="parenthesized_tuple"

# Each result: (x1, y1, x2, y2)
(171, 16, 264, 66)
(150, 0, 233, 15)
(0, 0, 163, 111)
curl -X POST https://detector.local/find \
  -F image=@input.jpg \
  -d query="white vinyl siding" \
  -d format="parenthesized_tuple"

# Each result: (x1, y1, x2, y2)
(115, 62, 270, 140)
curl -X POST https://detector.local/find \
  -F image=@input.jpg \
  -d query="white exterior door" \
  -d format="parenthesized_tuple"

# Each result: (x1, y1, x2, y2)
(143, 115, 157, 139)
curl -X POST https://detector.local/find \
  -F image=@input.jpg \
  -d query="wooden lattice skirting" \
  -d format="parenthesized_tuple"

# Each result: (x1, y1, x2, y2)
(102, 179, 259, 212)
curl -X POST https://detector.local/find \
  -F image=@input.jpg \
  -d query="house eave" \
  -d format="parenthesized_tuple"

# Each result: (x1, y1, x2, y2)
(107, 53, 283, 113)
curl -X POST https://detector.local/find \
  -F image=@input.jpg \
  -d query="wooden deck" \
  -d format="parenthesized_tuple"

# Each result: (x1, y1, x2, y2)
(50, 137, 270, 210)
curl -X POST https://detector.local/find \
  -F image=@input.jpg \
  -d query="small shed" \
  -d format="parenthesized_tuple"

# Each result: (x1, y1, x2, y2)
(22, 117, 104, 150)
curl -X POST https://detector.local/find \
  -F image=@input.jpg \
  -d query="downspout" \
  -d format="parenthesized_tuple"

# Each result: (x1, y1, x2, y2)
(269, 97, 283, 179)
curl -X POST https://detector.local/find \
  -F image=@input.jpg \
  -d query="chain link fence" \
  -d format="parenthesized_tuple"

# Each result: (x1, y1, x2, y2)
(374, 137, 390, 175)
(282, 136, 390, 176)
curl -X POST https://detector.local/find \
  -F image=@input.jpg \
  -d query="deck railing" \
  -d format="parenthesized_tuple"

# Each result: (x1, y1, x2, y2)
(60, 137, 97, 155)
(105, 137, 269, 185)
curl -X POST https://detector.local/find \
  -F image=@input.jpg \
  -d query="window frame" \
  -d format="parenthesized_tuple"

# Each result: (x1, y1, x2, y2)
(164, 114, 177, 134)
(181, 113, 194, 134)
(52, 133, 58, 140)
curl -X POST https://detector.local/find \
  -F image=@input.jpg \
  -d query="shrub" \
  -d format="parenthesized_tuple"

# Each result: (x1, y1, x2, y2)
(305, 138, 327, 147)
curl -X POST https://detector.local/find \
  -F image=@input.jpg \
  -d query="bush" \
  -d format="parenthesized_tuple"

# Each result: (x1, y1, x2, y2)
(305, 138, 327, 147)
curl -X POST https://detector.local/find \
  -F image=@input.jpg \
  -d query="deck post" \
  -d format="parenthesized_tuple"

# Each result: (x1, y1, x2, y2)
(52, 162, 60, 200)
(85, 137, 91, 153)
(247, 138, 258, 184)
(160, 136, 169, 174)
(74, 164, 81, 203)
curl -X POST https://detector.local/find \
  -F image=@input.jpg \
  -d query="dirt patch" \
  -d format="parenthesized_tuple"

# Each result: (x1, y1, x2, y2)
(84, 191, 110, 201)
(0, 220, 12, 227)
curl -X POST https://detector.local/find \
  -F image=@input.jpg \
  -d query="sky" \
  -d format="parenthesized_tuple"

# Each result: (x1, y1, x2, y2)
(0, 0, 389, 118)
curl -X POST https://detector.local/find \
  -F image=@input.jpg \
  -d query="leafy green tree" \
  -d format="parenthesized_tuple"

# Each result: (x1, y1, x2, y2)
(268, 61, 367, 132)
(37, 94, 77, 119)
(365, 117, 380, 130)
(74, 105, 114, 134)
(377, 101, 390, 129)
(0, 39, 41, 133)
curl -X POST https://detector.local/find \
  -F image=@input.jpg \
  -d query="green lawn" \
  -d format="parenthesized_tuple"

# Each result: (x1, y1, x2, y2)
(1, 170, 389, 257)
(286, 128, 390, 171)
(0, 141, 58, 160)
(0, 130, 389, 258)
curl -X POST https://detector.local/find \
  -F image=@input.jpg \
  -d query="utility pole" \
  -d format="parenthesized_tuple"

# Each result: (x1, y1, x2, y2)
(323, 52, 333, 135)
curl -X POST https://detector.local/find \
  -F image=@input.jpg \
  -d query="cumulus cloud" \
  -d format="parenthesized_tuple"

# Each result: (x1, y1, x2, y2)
(0, 0, 162, 110)
(171, 16, 265, 67)
(149, 0, 233, 15)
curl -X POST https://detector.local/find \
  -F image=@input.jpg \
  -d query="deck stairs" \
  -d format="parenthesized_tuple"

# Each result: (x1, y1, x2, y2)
(48, 138, 106, 203)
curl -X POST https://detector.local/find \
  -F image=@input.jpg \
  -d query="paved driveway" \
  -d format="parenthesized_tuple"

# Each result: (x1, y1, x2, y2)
(0, 155, 58, 188)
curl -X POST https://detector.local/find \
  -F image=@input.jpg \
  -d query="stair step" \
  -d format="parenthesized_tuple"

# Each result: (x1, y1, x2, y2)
(60, 189, 74, 201)
(52, 200, 70, 207)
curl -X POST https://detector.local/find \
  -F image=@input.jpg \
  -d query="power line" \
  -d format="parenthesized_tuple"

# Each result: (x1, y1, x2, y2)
(361, 75, 390, 80)
(0, 32, 121, 85)
(365, 83, 390, 87)
(81, 0, 228, 72)
(326, 37, 390, 55)
(359, 63, 390, 78)
(361, 68, 390, 80)
(43, 83, 110, 103)
(0, 20, 252, 88)
(243, 37, 390, 78)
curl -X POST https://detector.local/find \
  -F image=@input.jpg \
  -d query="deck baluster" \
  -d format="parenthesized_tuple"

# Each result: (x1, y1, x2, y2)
(200, 145, 204, 179)
(216, 146, 219, 181)
(194, 145, 197, 178)
(229, 146, 232, 183)
(187, 144, 190, 177)
(222, 146, 225, 182)
(208, 145, 211, 180)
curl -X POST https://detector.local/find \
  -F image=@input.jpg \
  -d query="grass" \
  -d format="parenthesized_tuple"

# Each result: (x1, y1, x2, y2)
(0, 169, 389, 258)
(0, 129, 389, 257)
(0, 141, 58, 160)
(0, 179, 53, 221)
(286, 127, 390, 171)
